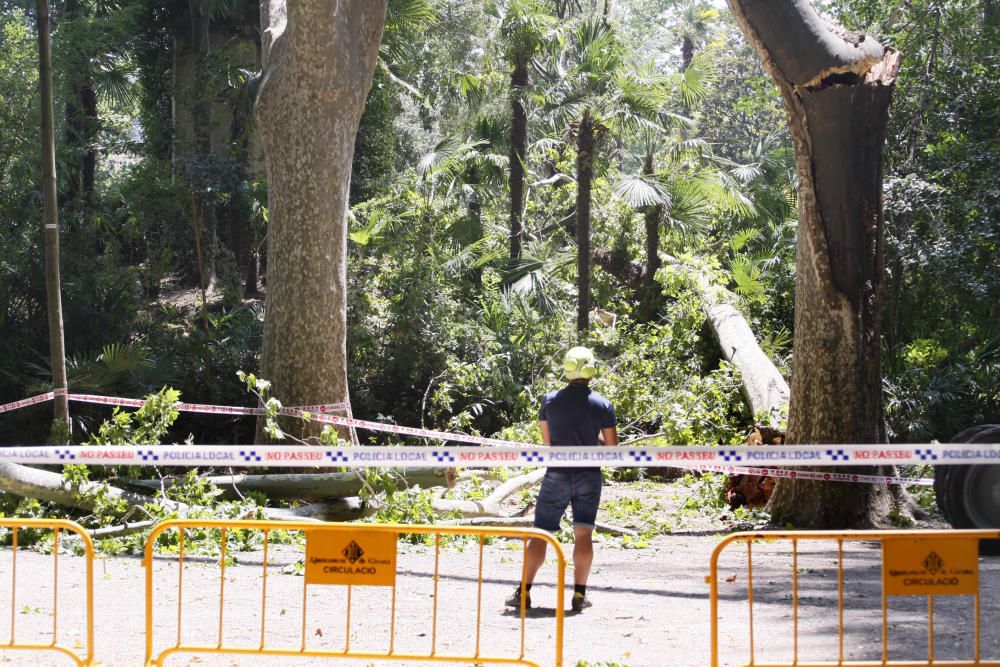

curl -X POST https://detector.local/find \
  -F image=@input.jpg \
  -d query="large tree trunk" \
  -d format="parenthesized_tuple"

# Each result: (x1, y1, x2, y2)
(255, 0, 387, 439)
(575, 109, 595, 332)
(727, 0, 901, 528)
(37, 0, 70, 434)
(509, 59, 529, 264)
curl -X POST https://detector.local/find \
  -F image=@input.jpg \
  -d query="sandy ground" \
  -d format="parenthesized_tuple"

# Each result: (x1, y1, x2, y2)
(1, 481, 999, 667)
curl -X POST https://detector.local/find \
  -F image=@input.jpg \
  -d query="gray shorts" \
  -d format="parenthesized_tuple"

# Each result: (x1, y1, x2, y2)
(533, 469, 603, 532)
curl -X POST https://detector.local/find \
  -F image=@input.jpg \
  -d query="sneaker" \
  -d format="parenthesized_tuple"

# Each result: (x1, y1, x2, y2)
(571, 592, 592, 612)
(505, 585, 531, 609)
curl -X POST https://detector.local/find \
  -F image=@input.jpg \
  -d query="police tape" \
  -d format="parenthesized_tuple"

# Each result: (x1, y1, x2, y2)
(672, 462, 934, 487)
(0, 392, 56, 415)
(0, 391, 980, 485)
(0, 443, 993, 470)
(0, 391, 350, 417)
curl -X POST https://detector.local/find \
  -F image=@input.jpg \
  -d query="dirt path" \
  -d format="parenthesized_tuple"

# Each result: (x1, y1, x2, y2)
(1, 481, 998, 666)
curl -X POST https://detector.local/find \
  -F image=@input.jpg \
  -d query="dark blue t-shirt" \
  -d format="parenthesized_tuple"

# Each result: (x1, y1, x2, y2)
(538, 383, 616, 472)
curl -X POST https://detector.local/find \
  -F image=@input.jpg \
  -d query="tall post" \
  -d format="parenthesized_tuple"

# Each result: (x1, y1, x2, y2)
(37, 0, 71, 435)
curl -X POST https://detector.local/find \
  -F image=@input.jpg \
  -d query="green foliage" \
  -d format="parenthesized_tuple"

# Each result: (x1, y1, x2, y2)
(677, 471, 726, 514)
(601, 494, 670, 543)
(86, 387, 180, 447)
(352, 70, 400, 205)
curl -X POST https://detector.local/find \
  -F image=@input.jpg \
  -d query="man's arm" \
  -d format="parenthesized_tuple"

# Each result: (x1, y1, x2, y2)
(540, 420, 551, 446)
(600, 426, 618, 446)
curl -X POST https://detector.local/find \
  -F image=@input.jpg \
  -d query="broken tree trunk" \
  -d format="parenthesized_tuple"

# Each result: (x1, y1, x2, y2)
(129, 468, 455, 501)
(727, 0, 902, 527)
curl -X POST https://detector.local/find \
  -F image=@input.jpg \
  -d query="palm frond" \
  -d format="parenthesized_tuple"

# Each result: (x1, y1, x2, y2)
(729, 255, 765, 302)
(729, 227, 762, 253)
(675, 52, 716, 107)
(93, 67, 138, 111)
(612, 175, 671, 209)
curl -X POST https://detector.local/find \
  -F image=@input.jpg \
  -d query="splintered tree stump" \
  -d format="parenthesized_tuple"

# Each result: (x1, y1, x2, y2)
(725, 426, 784, 509)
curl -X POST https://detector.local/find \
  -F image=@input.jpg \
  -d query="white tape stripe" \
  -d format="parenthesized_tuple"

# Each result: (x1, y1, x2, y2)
(0, 392, 980, 480)
(0, 444, 993, 470)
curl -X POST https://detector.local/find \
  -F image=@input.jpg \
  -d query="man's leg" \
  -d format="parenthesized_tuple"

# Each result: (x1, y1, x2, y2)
(568, 471, 601, 611)
(507, 472, 568, 608)
(523, 537, 548, 584)
(572, 525, 594, 586)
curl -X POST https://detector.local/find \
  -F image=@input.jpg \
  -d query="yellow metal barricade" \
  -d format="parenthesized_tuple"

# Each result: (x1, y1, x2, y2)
(144, 519, 565, 666)
(0, 519, 95, 666)
(709, 530, 1000, 667)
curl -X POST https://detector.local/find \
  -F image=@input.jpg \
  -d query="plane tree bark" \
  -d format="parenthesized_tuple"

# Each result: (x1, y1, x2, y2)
(255, 0, 387, 439)
(726, 0, 902, 527)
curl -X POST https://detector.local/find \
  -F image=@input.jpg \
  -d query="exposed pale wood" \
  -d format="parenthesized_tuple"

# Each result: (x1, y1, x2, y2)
(701, 292, 790, 427)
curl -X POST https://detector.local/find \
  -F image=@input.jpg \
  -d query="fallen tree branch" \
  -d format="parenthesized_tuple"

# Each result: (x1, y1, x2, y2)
(0, 462, 325, 524)
(594, 248, 790, 426)
(83, 520, 155, 541)
(431, 469, 545, 517)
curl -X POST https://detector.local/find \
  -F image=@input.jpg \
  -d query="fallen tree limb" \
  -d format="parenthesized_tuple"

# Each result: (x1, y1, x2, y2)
(82, 520, 155, 541)
(431, 469, 545, 517)
(701, 292, 790, 426)
(129, 468, 455, 501)
(0, 462, 325, 523)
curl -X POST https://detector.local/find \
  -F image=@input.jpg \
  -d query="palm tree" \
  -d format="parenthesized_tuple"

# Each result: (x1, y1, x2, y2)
(609, 56, 713, 319)
(490, 0, 558, 263)
(60, 0, 137, 229)
(673, 0, 718, 71)
(538, 17, 669, 330)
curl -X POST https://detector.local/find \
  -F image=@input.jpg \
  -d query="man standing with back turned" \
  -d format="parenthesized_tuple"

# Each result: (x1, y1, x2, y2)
(506, 346, 618, 613)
